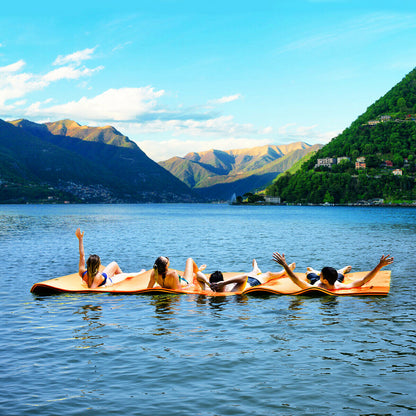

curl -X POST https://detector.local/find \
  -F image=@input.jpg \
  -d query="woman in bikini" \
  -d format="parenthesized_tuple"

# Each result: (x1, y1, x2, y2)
(76, 228, 130, 288)
(147, 256, 206, 290)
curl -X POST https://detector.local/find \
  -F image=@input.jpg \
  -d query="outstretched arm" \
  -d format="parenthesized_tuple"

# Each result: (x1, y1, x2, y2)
(272, 252, 311, 290)
(343, 254, 394, 288)
(76, 228, 86, 277)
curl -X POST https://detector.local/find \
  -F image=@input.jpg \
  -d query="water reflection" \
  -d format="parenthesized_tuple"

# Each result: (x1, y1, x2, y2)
(150, 294, 181, 336)
(319, 296, 339, 311)
(150, 294, 180, 318)
(288, 298, 304, 311)
(194, 294, 249, 316)
(73, 304, 105, 349)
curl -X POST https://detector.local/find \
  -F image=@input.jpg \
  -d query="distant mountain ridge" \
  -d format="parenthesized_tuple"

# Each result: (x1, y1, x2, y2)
(1, 118, 197, 203)
(160, 142, 321, 200)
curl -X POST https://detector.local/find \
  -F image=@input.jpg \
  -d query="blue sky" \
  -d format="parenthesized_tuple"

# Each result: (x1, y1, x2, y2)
(1, 0, 416, 161)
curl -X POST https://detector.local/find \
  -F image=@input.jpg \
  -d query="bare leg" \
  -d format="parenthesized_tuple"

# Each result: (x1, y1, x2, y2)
(183, 258, 206, 286)
(250, 261, 296, 284)
(251, 259, 262, 275)
(103, 261, 123, 278)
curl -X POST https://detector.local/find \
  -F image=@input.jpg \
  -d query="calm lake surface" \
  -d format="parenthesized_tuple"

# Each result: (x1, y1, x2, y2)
(1, 204, 415, 416)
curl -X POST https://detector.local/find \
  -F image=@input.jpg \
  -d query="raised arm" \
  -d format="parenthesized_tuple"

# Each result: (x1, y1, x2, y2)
(344, 254, 394, 289)
(272, 252, 311, 290)
(75, 228, 86, 277)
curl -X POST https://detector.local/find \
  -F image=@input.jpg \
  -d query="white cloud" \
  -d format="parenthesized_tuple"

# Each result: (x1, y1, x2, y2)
(0, 72, 48, 105)
(13, 99, 27, 106)
(26, 87, 165, 121)
(0, 60, 26, 73)
(132, 121, 337, 161)
(113, 114, 270, 141)
(0, 56, 102, 107)
(209, 94, 242, 104)
(53, 47, 96, 66)
(112, 41, 133, 52)
(43, 65, 103, 82)
(276, 122, 339, 145)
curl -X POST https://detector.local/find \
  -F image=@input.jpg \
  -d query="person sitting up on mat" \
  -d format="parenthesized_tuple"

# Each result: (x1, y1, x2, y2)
(196, 259, 296, 292)
(147, 256, 206, 290)
(272, 251, 394, 290)
(76, 228, 137, 288)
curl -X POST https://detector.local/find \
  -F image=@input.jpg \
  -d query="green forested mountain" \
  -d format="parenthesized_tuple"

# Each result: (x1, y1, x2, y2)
(160, 143, 321, 200)
(0, 119, 197, 203)
(267, 67, 416, 204)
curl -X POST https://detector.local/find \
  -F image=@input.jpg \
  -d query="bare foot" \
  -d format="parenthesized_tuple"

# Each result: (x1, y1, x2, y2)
(306, 266, 320, 275)
(252, 259, 262, 274)
(289, 262, 296, 271)
(338, 265, 352, 275)
(199, 264, 207, 272)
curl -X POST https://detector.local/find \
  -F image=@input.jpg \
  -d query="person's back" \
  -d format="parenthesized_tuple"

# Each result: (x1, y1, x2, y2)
(155, 269, 180, 289)
(148, 256, 203, 290)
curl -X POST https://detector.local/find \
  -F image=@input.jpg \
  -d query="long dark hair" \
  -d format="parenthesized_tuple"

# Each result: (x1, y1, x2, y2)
(86, 254, 101, 287)
(153, 256, 169, 281)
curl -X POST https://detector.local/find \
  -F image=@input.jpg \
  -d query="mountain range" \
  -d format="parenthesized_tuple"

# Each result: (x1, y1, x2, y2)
(159, 143, 321, 200)
(0, 119, 196, 203)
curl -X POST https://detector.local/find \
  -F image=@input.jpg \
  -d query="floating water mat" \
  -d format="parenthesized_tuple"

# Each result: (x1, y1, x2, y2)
(30, 269, 391, 296)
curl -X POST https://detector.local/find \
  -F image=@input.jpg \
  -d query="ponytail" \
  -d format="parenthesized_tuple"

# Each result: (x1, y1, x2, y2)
(153, 263, 160, 282)
(86, 254, 101, 287)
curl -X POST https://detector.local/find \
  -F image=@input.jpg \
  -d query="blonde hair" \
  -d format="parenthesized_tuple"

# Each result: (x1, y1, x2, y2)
(86, 254, 101, 287)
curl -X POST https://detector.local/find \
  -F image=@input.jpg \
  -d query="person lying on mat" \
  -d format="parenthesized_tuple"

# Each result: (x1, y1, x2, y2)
(196, 259, 296, 292)
(272, 252, 394, 290)
(147, 256, 206, 290)
(76, 228, 136, 288)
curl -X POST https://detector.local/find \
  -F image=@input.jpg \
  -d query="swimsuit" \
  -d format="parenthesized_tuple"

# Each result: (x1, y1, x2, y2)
(178, 275, 189, 285)
(82, 271, 108, 287)
(247, 276, 261, 287)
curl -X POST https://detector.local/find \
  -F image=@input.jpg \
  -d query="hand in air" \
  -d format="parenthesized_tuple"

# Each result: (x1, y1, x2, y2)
(272, 252, 287, 266)
(379, 254, 394, 268)
(75, 228, 84, 239)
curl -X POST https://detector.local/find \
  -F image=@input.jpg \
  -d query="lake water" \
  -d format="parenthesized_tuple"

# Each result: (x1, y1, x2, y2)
(1, 204, 415, 416)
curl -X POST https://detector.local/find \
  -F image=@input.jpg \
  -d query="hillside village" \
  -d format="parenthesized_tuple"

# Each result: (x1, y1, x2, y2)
(315, 156, 407, 176)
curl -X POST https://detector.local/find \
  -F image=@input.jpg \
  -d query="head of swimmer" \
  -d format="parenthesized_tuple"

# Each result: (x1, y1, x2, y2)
(153, 256, 170, 275)
(320, 267, 338, 286)
(86, 254, 101, 278)
(208, 271, 224, 291)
